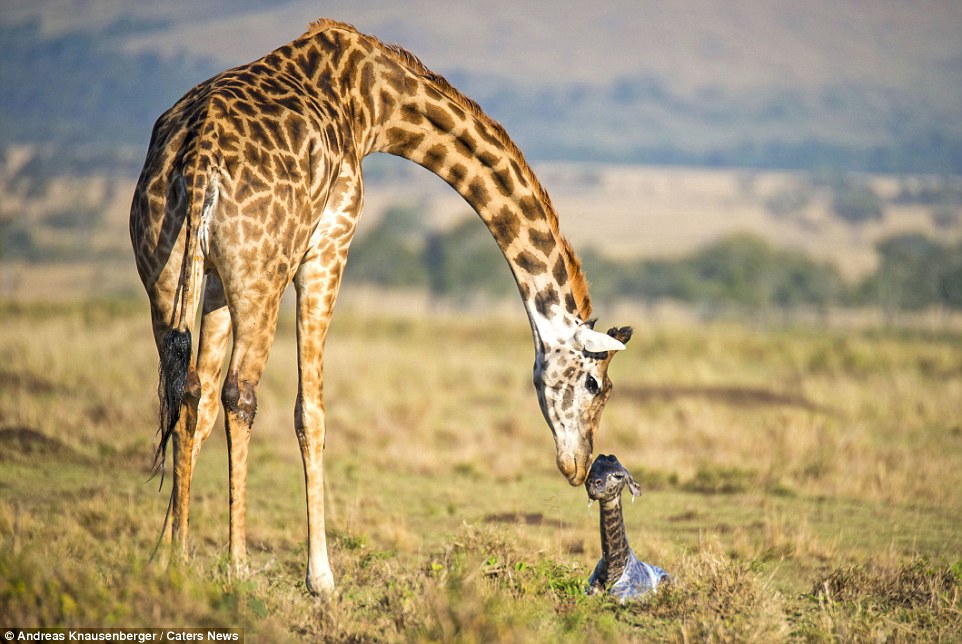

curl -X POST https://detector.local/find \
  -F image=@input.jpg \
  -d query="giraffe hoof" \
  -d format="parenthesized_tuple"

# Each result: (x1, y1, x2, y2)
(306, 569, 335, 596)
(228, 556, 251, 582)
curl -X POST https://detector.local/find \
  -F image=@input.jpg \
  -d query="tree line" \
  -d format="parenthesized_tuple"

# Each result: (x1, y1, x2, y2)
(343, 205, 962, 314)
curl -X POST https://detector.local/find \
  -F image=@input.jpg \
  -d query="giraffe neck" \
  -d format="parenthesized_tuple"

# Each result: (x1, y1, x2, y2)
(302, 23, 593, 349)
(599, 496, 631, 585)
(378, 86, 589, 348)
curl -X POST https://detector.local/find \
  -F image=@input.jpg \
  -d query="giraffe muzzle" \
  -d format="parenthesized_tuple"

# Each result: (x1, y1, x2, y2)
(557, 450, 589, 486)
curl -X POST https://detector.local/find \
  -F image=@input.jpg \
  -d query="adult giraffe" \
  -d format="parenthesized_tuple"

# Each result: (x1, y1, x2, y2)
(130, 18, 631, 594)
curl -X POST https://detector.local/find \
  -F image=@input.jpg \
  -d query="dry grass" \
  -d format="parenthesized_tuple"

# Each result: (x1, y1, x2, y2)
(1, 298, 960, 640)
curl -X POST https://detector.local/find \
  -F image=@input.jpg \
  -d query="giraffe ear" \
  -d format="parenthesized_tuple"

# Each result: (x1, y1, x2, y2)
(573, 326, 626, 353)
(626, 472, 642, 498)
(606, 326, 633, 346)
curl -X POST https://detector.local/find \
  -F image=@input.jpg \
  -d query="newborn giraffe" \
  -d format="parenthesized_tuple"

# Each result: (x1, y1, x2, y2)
(585, 454, 670, 600)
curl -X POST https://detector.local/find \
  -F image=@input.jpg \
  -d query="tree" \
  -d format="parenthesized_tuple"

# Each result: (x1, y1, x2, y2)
(423, 218, 513, 304)
(867, 234, 943, 311)
(581, 233, 844, 311)
(938, 246, 962, 309)
(346, 205, 427, 288)
(830, 176, 884, 224)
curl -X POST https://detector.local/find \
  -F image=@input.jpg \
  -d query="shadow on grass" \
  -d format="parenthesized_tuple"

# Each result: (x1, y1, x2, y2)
(0, 426, 84, 462)
(620, 383, 834, 415)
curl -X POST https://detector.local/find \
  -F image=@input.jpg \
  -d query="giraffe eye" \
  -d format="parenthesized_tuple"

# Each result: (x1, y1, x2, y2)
(585, 375, 600, 395)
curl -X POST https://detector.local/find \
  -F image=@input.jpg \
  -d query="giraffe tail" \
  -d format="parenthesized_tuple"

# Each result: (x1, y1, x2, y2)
(149, 152, 216, 488)
(149, 328, 193, 487)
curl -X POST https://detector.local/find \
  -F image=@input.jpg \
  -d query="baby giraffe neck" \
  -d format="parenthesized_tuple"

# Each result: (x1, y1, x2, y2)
(599, 496, 630, 584)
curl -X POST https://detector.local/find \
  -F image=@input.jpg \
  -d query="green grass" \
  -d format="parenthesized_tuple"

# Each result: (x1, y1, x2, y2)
(1, 298, 961, 640)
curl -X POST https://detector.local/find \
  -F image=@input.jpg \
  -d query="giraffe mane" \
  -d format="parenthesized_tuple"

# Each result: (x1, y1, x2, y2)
(301, 19, 593, 321)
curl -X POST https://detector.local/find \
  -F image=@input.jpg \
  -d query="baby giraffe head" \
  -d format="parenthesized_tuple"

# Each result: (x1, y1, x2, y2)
(585, 454, 642, 502)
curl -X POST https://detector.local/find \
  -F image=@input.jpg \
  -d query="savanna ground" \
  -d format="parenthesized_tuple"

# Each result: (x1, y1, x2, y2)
(1, 298, 961, 641)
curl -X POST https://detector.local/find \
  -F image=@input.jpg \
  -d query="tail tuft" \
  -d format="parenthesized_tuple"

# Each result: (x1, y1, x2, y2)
(151, 328, 192, 487)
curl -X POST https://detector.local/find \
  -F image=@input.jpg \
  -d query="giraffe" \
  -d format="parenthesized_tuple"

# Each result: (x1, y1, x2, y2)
(585, 454, 670, 600)
(129, 18, 631, 594)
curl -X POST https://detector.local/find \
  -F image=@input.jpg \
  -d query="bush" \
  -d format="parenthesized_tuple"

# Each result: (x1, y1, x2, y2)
(859, 234, 962, 311)
(584, 233, 844, 311)
(346, 205, 427, 288)
(425, 219, 514, 303)
(764, 182, 813, 218)
(830, 176, 884, 224)
(346, 207, 514, 303)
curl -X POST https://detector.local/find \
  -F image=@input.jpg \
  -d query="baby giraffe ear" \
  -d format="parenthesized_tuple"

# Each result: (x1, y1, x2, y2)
(626, 472, 642, 498)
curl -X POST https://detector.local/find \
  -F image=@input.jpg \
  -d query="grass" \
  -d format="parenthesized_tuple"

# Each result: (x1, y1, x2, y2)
(1, 298, 961, 640)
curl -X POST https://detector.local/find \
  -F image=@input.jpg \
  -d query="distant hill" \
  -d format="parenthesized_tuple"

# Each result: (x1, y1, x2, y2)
(2, 0, 962, 173)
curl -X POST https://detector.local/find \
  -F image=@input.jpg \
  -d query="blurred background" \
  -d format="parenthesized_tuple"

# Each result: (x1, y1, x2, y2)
(2, 0, 961, 320)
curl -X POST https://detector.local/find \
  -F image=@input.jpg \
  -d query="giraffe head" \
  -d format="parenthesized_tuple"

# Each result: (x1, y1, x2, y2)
(585, 453, 642, 502)
(534, 323, 632, 486)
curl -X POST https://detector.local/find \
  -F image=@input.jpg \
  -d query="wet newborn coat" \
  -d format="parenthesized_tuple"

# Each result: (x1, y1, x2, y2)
(586, 454, 669, 600)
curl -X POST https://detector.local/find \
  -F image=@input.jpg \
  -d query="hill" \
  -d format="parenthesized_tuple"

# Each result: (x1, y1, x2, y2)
(2, 0, 961, 173)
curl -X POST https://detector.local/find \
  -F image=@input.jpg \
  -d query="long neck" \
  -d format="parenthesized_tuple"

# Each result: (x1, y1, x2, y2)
(599, 496, 631, 583)
(347, 35, 592, 349)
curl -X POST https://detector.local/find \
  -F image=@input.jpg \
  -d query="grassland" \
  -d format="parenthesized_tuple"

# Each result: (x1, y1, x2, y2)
(1, 298, 960, 640)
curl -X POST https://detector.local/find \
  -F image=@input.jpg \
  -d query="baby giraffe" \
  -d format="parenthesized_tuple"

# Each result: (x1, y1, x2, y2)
(586, 454, 670, 600)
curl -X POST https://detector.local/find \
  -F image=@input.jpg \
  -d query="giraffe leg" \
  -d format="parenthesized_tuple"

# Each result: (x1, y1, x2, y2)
(220, 293, 283, 575)
(294, 166, 362, 595)
(293, 256, 339, 594)
(169, 366, 200, 561)
(191, 274, 232, 472)
(165, 275, 232, 560)
(146, 263, 205, 564)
